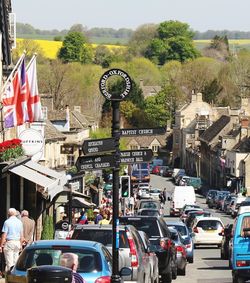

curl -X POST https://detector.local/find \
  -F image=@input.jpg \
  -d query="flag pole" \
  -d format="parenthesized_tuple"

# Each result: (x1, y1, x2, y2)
(26, 53, 37, 71)
(0, 52, 26, 100)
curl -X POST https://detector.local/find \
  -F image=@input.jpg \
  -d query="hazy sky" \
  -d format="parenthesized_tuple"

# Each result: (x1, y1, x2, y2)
(12, 0, 250, 32)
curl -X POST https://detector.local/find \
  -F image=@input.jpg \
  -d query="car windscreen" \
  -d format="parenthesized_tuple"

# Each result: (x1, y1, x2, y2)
(196, 220, 223, 230)
(169, 224, 188, 236)
(139, 210, 159, 216)
(72, 230, 129, 248)
(140, 202, 159, 209)
(120, 218, 160, 237)
(16, 248, 102, 273)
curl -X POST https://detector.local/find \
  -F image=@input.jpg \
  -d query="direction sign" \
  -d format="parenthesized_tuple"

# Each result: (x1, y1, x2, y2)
(120, 127, 166, 137)
(82, 138, 116, 155)
(120, 149, 153, 164)
(75, 155, 116, 171)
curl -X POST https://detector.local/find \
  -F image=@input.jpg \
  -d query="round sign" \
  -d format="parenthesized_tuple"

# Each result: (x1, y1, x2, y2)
(99, 69, 132, 101)
(19, 129, 44, 156)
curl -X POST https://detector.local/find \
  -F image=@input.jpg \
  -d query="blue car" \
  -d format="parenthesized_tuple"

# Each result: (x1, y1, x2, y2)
(166, 220, 194, 263)
(6, 240, 114, 283)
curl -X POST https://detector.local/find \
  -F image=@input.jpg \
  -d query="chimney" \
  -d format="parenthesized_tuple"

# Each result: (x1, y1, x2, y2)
(241, 117, 249, 138)
(196, 93, 203, 102)
(191, 90, 196, 102)
(65, 105, 70, 131)
(139, 79, 144, 89)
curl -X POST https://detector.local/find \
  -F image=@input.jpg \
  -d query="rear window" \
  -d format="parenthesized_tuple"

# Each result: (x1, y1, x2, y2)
(140, 202, 159, 209)
(120, 218, 160, 237)
(16, 248, 102, 273)
(196, 220, 223, 230)
(139, 210, 159, 216)
(169, 224, 188, 236)
(72, 230, 129, 248)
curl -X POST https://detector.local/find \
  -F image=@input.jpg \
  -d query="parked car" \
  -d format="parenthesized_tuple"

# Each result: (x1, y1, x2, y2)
(222, 194, 236, 212)
(166, 220, 194, 263)
(120, 216, 177, 283)
(168, 227, 187, 275)
(136, 208, 161, 216)
(178, 176, 202, 191)
(151, 166, 161, 175)
(5, 240, 126, 283)
(226, 197, 237, 215)
(214, 191, 230, 210)
(70, 224, 151, 283)
(149, 188, 161, 200)
(192, 217, 224, 247)
(138, 230, 159, 283)
(206, 190, 218, 205)
(180, 208, 203, 223)
(220, 223, 233, 260)
(159, 166, 170, 177)
(163, 168, 174, 178)
(207, 190, 219, 208)
(231, 212, 250, 283)
(231, 195, 246, 218)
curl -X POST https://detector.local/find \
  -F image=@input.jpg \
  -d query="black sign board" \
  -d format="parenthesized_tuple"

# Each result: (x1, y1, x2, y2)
(120, 149, 153, 164)
(82, 138, 116, 155)
(120, 127, 166, 137)
(75, 155, 116, 171)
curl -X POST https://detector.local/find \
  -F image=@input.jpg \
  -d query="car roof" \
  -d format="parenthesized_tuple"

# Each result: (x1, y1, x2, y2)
(166, 220, 187, 227)
(194, 217, 222, 222)
(74, 224, 128, 230)
(28, 240, 104, 249)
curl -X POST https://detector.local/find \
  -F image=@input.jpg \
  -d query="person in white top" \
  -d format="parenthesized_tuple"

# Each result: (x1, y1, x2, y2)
(129, 195, 135, 214)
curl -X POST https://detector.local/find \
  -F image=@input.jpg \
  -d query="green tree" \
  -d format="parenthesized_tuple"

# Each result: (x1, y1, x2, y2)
(145, 20, 200, 65)
(58, 31, 93, 63)
(94, 45, 113, 68)
(41, 215, 54, 240)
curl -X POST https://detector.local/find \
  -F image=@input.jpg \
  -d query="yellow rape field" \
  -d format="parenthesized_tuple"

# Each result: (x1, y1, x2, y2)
(17, 38, 125, 59)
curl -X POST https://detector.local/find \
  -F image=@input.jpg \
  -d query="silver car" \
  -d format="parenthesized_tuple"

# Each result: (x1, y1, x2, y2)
(71, 224, 152, 283)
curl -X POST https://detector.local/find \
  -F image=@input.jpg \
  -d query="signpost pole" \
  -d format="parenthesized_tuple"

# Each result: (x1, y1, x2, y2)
(111, 100, 121, 283)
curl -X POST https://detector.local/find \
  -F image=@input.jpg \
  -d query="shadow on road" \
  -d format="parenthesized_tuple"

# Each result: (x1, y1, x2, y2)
(197, 266, 230, 270)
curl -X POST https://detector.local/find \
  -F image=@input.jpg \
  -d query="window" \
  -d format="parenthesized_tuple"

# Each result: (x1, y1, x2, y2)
(130, 145, 138, 150)
(67, 155, 74, 166)
(152, 145, 159, 152)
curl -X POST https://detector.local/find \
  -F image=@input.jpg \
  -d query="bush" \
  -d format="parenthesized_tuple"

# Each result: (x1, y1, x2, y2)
(41, 215, 54, 240)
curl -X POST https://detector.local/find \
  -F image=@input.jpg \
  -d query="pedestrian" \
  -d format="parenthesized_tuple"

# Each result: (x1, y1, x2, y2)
(93, 209, 103, 224)
(99, 214, 110, 225)
(0, 208, 24, 271)
(163, 188, 167, 203)
(21, 210, 35, 248)
(60, 253, 86, 283)
(77, 210, 88, 225)
(159, 192, 165, 206)
(128, 195, 135, 214)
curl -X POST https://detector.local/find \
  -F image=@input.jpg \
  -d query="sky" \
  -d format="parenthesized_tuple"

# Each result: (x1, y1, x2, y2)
(12, 0, 250, 32)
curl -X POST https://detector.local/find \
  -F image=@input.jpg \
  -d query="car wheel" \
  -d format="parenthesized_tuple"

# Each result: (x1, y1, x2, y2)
(188, 257, 194, 263)
(178, 267, 186, 276)
(161, 271, 172, 283)
(232, 272, 245, 283)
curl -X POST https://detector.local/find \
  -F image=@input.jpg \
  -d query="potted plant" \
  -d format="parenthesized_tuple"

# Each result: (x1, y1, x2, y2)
(0, 139, 24, 162)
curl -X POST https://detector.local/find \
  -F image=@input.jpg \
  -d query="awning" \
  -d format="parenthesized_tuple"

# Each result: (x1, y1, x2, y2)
(64, 197, 96, 209)
(9, 160, 67, 200)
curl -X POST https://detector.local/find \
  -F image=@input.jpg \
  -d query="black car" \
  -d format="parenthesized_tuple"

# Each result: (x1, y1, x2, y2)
(120, 216, 177, 283)
(207, 190, 219, 208)
(185, 210, 211, 228)
(220, 223, 233, 260)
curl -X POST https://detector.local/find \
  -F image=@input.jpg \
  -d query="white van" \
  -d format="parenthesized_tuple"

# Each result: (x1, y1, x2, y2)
(170, 186, 196, 216)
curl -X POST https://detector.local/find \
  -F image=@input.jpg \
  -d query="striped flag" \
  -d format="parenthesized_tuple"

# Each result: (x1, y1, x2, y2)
(2, 57, 29, 128)
(26, 56, 43, 122)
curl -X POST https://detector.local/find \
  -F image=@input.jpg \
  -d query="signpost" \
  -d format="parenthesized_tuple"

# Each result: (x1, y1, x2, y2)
(82, 138, 115, 155)
(120, 127, 166, 137)
(75, 155, 116, 171)
(120, 149, 153, 164)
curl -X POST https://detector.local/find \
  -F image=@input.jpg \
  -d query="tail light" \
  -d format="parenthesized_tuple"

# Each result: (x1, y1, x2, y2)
(193, 227, 199, 233)
(236, 260, 250, 267)
(95, 276, 111, 283)
(176, 245, 186, 256)
(126, 230, 139, 267)
(160, 239, 172, 250)
(185, 243, 191, 249)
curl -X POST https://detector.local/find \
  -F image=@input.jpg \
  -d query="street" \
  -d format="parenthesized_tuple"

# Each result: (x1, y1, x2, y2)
(150, 174, 234, 283)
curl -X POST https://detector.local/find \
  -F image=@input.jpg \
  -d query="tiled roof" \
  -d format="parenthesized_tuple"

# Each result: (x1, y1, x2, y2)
(233, 137, 250, 153)
(124, 134, 167, 148)
(141, 86, 161, 98)
(199, 115, 230, 144)
(45, 120, 66, 141)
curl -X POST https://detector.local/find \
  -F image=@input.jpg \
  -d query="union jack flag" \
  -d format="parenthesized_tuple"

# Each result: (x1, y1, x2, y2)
(2, 58, 29, 128)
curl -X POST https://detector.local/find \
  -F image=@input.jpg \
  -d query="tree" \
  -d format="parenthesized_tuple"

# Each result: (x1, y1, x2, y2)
(58, 31, 93, 63)
(145, 20, 200, 65)
(94, 45, 113, 68)
(128, 23, 158, 56)
(69, 24, 88, 37)
(41, 215, 54, 240)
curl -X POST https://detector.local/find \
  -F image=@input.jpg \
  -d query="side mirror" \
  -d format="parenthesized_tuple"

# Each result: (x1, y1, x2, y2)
(120, 267, 132, 277)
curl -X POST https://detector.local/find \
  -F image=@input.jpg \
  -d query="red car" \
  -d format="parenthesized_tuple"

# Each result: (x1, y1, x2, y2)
(151, 166, 160, 174)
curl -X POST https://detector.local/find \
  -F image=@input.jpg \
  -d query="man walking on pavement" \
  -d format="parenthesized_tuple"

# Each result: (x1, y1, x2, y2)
(0, 208, 24, 271)
(21, 210, 35, 248)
